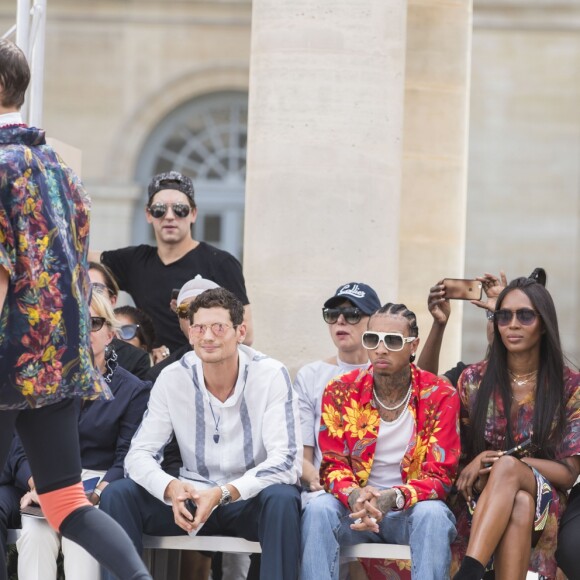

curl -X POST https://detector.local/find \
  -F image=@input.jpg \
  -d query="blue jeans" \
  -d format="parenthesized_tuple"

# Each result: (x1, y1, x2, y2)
(301, 492, 456, 580)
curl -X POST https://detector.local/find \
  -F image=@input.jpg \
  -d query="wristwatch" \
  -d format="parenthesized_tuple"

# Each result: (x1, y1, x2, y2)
(393, 488, 405, 511)
(218, 485, 232, 506)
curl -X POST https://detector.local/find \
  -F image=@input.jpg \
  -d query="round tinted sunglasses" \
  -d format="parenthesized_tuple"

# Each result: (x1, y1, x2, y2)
(362, 331, 416, 351)
(190, 323, 233, 337)
(494, 308, 538, 327)
(147, 202, 192, 219)
(118, 324, 140, 341)
(322, 307, 363, 325)
(91, 316, 106, 332)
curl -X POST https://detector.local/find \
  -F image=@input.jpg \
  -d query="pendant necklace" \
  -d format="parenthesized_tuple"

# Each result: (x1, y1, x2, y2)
(208, 402, 221, 443)
(207, 383, 237, 444)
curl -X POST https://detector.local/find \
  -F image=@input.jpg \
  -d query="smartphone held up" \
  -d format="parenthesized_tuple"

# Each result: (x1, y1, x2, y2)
(443, 279, 482, 301)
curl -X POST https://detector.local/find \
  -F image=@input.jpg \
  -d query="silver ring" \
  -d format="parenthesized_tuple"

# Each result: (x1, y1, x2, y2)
(163, 350, 170, 358)
(354, 518, 362, 525)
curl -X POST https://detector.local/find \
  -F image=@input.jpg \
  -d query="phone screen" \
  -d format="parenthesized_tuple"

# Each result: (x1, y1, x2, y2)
(443, 279, 482, 301)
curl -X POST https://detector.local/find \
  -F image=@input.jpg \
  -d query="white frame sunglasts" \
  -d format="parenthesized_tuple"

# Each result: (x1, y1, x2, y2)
(361, 332, 416, 351)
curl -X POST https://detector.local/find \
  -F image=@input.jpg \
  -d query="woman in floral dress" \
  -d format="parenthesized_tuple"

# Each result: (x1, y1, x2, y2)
(452, 277, 580, 580)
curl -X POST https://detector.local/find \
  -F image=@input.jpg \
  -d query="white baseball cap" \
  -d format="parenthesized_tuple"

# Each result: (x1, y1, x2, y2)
(177, 275, 220, 306)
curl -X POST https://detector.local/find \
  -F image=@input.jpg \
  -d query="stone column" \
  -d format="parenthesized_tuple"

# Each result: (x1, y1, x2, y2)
(398, 1, 473, 373)
(244, 1, 408, 371)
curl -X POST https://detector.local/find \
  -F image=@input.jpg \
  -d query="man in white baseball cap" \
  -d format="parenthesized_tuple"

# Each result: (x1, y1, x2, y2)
(146, 275, 219, 383)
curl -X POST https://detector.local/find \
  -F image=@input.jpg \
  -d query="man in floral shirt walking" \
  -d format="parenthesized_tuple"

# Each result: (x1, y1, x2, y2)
(0, 39, 150, 580)
(301, 303, 461, 580)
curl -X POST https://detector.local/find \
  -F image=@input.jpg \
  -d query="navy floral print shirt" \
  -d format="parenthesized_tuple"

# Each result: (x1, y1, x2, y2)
(0, 125, 111, 409)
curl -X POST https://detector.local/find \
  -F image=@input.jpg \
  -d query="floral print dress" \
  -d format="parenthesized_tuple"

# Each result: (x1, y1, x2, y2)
(452, 361, 580, 578)
(0, 125, 111, 409)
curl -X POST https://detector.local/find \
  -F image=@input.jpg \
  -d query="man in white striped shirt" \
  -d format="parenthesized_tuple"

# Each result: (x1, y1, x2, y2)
(100, 288, 303, 580)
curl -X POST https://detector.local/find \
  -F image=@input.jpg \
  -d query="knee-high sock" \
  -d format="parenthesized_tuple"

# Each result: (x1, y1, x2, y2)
(60, 506, 151, 580)
(37, 482, 90, 530)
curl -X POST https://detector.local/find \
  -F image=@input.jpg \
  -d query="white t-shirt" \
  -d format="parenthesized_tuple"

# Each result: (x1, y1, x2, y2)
(367, 409, 414, 489)
(294, 357, 369, 471)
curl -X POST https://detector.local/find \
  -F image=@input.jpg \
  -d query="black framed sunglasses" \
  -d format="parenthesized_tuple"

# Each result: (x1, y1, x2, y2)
(147, 202, 192, 219)
(90, 316, 106, 332)
(362, 331, 416, 351)
(322, 307, 363, 325)
(494, 308, 538, 327)
(118, 324, 140, 341)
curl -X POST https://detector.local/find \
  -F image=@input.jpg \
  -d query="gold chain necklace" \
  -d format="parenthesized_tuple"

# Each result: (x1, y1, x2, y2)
(508, 369, 538, 387)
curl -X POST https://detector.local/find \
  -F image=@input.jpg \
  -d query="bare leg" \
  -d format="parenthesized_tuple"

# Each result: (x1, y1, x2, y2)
(493, 490, 534, 580)
(467, 456, 536, 568)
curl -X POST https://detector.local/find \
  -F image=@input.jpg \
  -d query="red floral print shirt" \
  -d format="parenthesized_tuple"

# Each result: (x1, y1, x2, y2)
(319, 364, 461, 510)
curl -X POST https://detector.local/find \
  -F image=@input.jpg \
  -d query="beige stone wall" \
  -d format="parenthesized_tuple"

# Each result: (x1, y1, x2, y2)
(462, 0, 580, 366)
(399, 0, 473, 374)
(244, 0, 408, 370)
(1, 0, 577, 368)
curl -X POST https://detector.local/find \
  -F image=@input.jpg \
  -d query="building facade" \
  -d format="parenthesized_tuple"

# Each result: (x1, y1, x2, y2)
(0, 0, 578, 369)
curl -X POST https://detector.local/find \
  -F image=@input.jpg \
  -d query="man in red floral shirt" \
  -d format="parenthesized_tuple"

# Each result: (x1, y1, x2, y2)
(301, 303, 461, 580)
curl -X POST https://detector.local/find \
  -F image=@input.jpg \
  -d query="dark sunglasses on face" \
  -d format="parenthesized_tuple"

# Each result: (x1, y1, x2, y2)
(147, 202, 192, 219)
(494, 308, 538, 327)
(118, 324, 140, 341)
(322, 307, 363, 325)
(91, 316, 106, 332)
(362, 331, 416, 351)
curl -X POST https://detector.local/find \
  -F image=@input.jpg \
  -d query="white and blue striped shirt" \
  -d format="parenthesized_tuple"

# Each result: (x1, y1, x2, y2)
(125, 346, 302, 503)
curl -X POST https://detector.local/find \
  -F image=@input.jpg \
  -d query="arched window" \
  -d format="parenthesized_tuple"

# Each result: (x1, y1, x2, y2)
(134, 91, 248, 261)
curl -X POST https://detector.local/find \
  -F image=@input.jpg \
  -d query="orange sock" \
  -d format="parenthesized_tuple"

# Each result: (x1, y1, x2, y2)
(37, 482, 92, 531)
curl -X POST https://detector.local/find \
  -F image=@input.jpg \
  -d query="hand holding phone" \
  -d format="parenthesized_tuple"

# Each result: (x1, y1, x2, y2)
(499, 438, 537, 459)
(443, 279, 482, 301)
(184, 498, 197, 519)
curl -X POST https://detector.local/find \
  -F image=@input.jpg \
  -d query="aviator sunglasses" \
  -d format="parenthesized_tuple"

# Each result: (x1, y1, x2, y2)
(322, 307, 363, 325)
(494, 308, 538, 327)
(147, 202, 192, 219)
(362, 331, 416, 351)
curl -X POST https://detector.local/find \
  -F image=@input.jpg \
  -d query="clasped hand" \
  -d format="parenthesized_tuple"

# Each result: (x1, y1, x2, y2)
(348, 486, 397, 533)
(165, 479, 221, 533)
